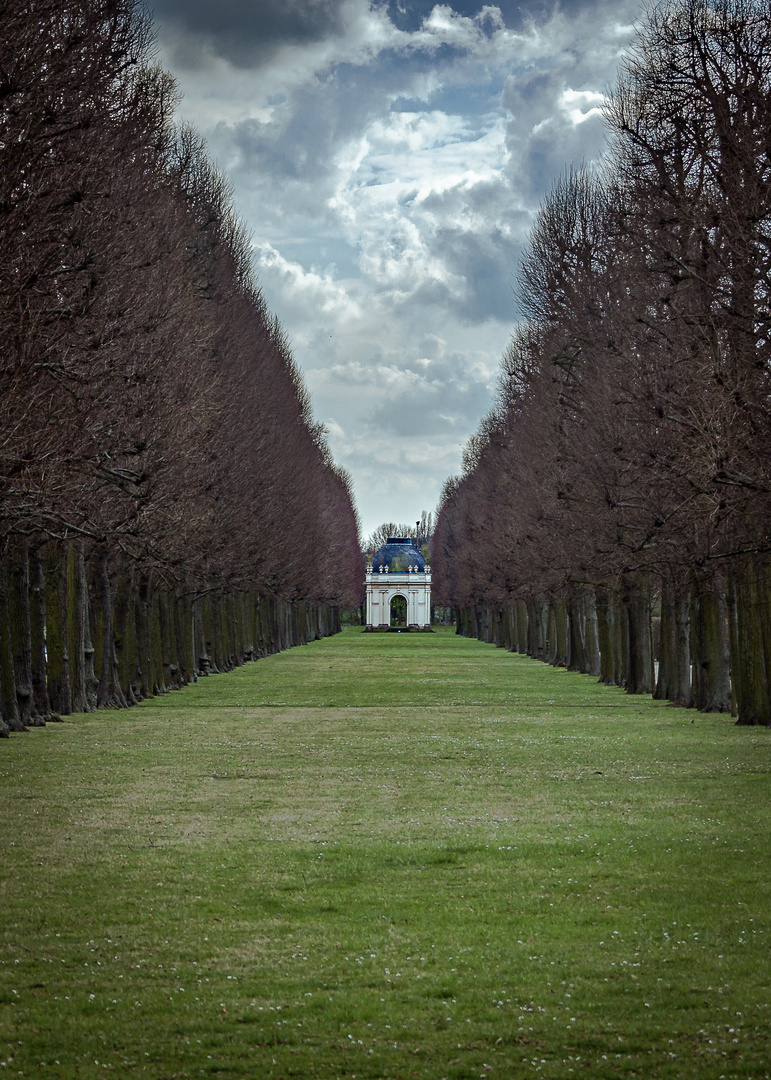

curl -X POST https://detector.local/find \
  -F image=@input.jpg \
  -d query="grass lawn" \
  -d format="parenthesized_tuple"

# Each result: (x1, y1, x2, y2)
(1, 626, 769, 1079)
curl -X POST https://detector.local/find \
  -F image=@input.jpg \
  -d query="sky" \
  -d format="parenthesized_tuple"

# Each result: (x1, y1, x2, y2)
(148, 0, 642, 539)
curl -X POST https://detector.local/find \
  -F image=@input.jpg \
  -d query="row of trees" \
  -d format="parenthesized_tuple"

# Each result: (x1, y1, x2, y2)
(0, 0, 363, 735)
(433, 0, 771, 724)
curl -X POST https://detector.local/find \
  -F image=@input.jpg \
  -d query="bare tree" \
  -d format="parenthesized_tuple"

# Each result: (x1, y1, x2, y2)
(0, 0, 364, 733)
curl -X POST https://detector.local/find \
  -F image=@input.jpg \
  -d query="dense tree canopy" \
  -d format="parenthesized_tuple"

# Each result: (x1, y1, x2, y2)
(0, 0, 363, 734)
(433, 0, 771, 724)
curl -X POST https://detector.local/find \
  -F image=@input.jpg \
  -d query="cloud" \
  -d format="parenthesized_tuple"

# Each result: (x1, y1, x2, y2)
(152, 0, 374, 68)
(150, 0, 642, 535)
(254, 243, 363, 321)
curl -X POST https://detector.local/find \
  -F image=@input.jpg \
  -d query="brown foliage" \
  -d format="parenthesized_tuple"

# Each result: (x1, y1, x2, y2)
(434, 0, 771, 722)
(0, 0, 363, 732)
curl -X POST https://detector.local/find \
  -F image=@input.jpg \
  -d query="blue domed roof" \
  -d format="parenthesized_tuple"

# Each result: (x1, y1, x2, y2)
(371, 537, 426, 572)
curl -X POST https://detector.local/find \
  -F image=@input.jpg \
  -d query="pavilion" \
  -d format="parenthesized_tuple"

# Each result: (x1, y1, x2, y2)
(364, 537, 431, 631)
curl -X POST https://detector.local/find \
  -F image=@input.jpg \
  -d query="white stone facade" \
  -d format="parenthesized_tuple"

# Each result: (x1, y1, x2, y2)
(365, 563, 432, 631)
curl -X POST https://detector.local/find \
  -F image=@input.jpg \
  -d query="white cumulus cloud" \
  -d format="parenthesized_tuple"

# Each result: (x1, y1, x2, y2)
(151, 0, 642, 535)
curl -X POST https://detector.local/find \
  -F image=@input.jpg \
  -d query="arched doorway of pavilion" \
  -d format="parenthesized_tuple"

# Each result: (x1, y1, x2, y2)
(390, 594, 407, 628)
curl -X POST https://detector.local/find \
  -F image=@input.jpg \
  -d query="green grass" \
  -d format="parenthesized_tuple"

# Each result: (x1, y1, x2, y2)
(1, 626, 770, 1079)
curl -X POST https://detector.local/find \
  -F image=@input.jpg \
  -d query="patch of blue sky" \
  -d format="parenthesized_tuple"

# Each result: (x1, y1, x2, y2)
(389, 80, 505, 119)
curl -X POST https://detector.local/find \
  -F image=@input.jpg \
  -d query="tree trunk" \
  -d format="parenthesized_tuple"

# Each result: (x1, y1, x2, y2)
(149, 580, 166, 695)
(550, 597, 569, 667)
(0, 548, 21, 734)
(567, 589, 586, 674)
(526, 597, 548, 660)
(172, 588, 190, 685)
(655, 577, 691, 707)
(477, 605, 490, 644)
(583, 588, 601, 677)
(45, 541, 71, 716)
(624, 573, 654, 696)
(158, 586, 175, 690)
(565, 591, 604, 673)
(202, 593, 221, 673)
(67, 542, 96, 713)
(193, 596, 210, 676)
(727, 568, 740, 718)
(690, 572, 731, 713)
(731, 556, 771, 726)
(114, 563, 140, 705)
(135, 572, 152, 699)
(515, 601, 526, 653)
(596, 585, 619, 685)
(30, 542, 51, 720)
(95, 550, 127, 708)
(9, 539, 43, 726)
(543, 601, 556, 664)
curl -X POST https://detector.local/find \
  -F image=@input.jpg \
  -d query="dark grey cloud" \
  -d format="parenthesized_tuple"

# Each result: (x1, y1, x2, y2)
(212, 67, 379, 190)
(502, 67, 565, 124)
(151, 0, 643, 533)
(152, 0, 348, 68)
(414, 180, 531, 321)
(441, 231, 519, 320)
(151, 0, 636, 71)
